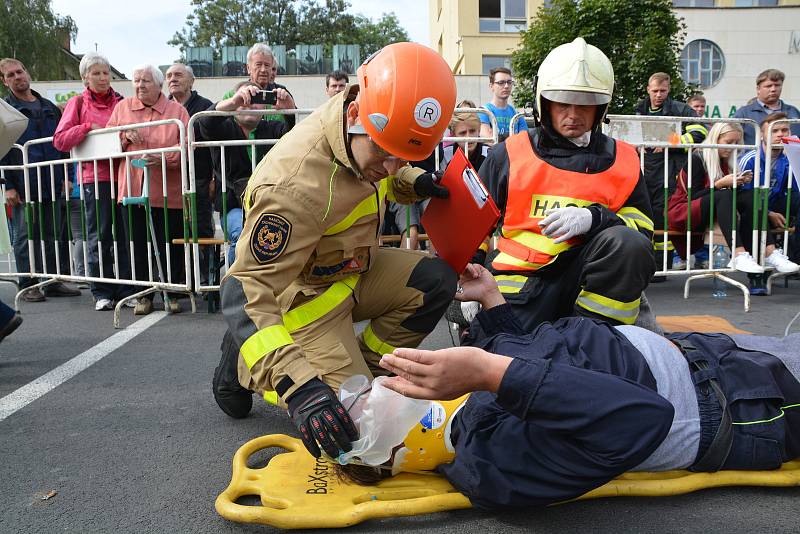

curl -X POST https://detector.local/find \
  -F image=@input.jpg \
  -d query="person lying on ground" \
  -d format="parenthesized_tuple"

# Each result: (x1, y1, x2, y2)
(328, 263, 800, 509)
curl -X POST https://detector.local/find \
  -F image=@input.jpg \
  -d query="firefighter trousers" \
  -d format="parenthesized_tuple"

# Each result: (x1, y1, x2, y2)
(481, 225, 655, 336)
(237, 247, 457, 398)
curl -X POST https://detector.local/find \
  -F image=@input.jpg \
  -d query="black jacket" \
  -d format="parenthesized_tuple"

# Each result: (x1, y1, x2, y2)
(172, 91, 214, 195)
(196, 106, 288, 210)
(0, 90, 72, 199)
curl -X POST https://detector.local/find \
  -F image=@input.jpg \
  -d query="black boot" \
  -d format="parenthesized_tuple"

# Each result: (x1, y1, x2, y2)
(213, 329, 254, 418)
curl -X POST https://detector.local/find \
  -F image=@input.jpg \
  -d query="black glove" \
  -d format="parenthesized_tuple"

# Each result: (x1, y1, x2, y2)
(414, 171, 449, 199)
(470, 248, 487, 267)
(286, 378, 359, 459)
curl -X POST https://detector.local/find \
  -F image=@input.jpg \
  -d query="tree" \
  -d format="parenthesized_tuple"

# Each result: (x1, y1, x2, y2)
(511, 0, 691, 115)
(169, 0, 409, 59)
(0, 0, 77, 85)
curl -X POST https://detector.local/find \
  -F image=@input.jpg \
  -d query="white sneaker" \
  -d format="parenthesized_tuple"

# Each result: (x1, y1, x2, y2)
(95, 298, 114, 311)
(727, 251, 764, 274)
(765, 249, 800, 273)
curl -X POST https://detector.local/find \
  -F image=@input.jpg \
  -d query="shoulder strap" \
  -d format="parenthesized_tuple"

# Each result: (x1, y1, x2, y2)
(73, 93, 83, 118)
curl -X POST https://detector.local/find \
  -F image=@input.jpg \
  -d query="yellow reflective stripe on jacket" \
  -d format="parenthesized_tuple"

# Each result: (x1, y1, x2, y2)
(504, 228, 572, 256)
(241, 324, 294, 369)
(384, 176, 397, 202)
(362, 323, 397, 355)
(259, 275, 360, 405)
(493, 251, 548, 271)
(323, 179, 388, 236)
(494, 274, 528, 294)
(617, 207, 654, 232)
(576, 290, 640, 325)
(283, 274, 360, 332)
(686, 124, 708, 135)
(653, 240, 675, 251)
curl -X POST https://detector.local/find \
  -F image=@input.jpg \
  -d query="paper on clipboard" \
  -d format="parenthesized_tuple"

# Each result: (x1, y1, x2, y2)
(420, 148, 500, 273)
(782, 136, 800, 191)
(72, 130, 122, 161)
(462, 166, 488, 209)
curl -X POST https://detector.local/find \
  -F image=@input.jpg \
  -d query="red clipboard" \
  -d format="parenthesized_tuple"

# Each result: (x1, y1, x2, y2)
(421, 148, 500, 273)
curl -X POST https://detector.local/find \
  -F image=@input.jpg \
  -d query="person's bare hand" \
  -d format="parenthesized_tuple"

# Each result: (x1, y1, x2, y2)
(5, 189, 20, 208)
(456, 263, 504, 308)
(768, 211, 786, 229)
(142, 154, 162, 167)
(382, 157, 406, 176)
(716, 172, 751, 189)
(125, 130, 144, 145)
(275, 88, 295, 110)
(208, 180, 216, 199)
(379, 346, 512, 400)
(234, 84, 260, 107)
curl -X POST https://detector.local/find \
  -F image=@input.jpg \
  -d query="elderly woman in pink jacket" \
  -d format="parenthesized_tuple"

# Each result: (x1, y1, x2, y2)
(106, 64, 189, 315)
(53, 51, 134, 312)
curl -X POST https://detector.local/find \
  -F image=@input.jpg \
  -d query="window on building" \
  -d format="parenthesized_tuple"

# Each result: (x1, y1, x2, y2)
(672, 0, 715, 6)
(482, 55, 512, 75)
(680, 39, 725, 88)
(479, 0, 527, 32)
(734, 0, 778, 6)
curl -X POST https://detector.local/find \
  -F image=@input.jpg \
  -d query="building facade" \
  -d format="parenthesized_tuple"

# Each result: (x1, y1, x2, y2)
(430, 0, 545, 75)
(676, 3, 800, 118)
(430, 0, 800, 117)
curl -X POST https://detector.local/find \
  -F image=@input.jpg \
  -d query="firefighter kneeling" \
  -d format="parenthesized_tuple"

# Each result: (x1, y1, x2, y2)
(213, 42, 459, 459)
(470, 38, 656, 339)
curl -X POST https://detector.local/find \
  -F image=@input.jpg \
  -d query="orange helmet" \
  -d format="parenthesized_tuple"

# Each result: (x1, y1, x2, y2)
(356, 42, 456, 161)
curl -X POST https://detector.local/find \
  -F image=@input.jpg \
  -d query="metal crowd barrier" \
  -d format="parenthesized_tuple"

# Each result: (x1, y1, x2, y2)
(1, 119, 194, 327)
(763, 117, 800, 294)
(605, 115, 767, 311)
(0, 144, 25, 284)
(185, 108, 314, 295)
(6, 107, 795, 322)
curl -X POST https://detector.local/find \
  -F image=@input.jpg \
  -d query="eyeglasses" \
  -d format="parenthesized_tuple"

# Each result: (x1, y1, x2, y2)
(369, 136, 405, 164)
(493, 80, 514, 87)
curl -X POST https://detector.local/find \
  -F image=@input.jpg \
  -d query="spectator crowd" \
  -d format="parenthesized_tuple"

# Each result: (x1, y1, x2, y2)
(1, 42, 798, 341)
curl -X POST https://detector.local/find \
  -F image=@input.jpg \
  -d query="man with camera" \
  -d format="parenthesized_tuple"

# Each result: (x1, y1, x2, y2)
(244, 43, 297, 129)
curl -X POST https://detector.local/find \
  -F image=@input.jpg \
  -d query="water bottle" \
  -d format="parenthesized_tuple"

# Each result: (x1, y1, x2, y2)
(712, 245, 729, 298)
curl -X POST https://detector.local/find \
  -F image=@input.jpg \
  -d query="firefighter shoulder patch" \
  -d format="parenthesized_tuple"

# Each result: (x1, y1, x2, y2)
(250, 213, 292, 264)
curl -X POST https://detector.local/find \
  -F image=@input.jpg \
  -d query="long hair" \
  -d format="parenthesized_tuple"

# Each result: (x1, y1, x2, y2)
(701, 122, 744, 183)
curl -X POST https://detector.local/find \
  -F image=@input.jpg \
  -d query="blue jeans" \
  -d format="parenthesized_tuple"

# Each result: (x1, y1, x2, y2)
(226, 208, 243, 265)
(83, 183, 133, 300)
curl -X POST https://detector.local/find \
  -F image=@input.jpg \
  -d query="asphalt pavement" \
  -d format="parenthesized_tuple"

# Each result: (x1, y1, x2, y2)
(1, 271, 798, 533)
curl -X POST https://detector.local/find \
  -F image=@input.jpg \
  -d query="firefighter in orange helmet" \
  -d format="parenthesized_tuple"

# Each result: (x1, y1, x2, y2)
(467, 38, 657, 341)
(214, 42, 459, 459)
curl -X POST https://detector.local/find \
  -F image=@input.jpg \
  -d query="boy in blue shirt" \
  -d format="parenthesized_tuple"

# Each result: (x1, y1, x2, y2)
(738, 112, 799, 263)
(478, 67, 528, 142)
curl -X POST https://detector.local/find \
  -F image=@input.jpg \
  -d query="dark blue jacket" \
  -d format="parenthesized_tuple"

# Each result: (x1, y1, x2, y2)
(442, 306, 800, 509)
(738, 146, 799, 212)
(0, 90, 71, 200)
(733, 99, 800, 147)
(440, 306, 673, 508)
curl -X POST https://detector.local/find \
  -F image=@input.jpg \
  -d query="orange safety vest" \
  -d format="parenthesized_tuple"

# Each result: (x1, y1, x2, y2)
(492, 132, 640, 272)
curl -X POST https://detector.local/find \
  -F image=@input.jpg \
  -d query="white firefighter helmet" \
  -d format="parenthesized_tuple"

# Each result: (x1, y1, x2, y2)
(535, 37, 614, 117)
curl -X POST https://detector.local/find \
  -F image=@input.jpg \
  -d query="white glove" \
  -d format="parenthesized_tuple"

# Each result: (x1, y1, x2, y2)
(538, 207, 592, 244)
